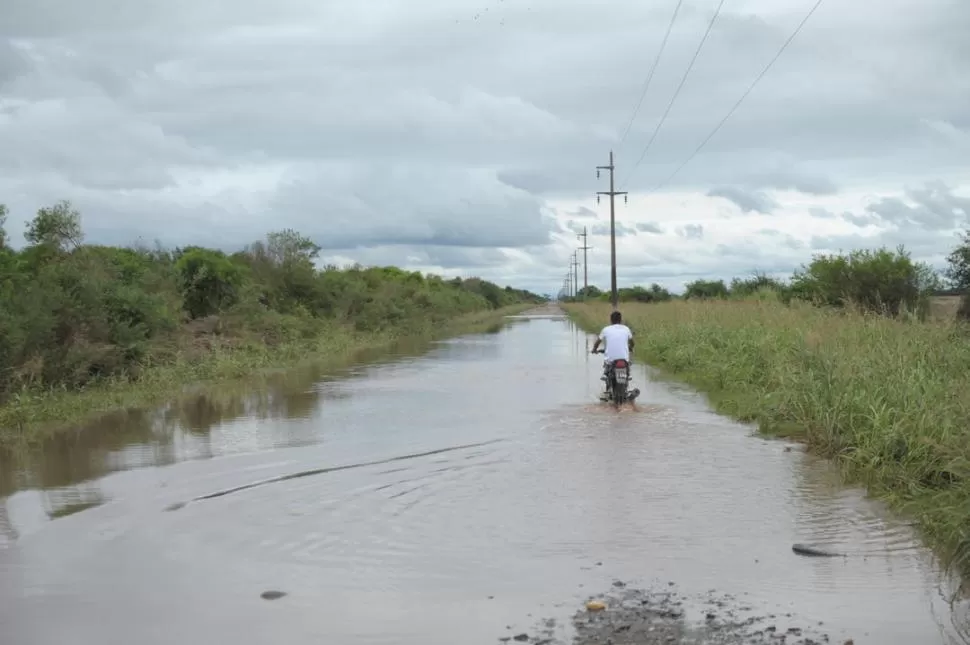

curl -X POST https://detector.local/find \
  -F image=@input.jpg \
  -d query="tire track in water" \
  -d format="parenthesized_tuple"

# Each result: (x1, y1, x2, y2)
(160, 440, 510, 574)
(163, 438, 506, 512)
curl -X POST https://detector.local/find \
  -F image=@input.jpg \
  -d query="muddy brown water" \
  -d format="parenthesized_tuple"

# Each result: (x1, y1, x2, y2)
(0, 307, 968, 644)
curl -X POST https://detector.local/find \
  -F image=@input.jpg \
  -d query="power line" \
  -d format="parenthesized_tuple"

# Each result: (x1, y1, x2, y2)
(619, 0, 728, 189)
(616, 0, 685, 154)
(646, 0, 826, 194)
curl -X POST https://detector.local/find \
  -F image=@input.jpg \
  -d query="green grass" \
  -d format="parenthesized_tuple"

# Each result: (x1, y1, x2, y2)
(0, 305, 531, 449)
(566, 299, 970, 580)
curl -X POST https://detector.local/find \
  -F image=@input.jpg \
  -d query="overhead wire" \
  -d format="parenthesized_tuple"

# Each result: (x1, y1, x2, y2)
(619, 0, 728, 189)
(644, 0, 827, 195)
(615, 0, 686, 155)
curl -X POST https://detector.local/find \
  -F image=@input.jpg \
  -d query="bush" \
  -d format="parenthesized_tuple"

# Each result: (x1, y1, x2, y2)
(684, 279, 728, 300)
(0, 201, 544, 402)
(579, 243, 951, 320)
(729, 273, 787, 299)
(176, 247, 247, 319)
(790, 246, 938, 318)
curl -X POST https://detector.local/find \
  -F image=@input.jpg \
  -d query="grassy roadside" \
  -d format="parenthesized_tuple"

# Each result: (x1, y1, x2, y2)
(565, 300, 970, 578)
(0, 304, 531, 449)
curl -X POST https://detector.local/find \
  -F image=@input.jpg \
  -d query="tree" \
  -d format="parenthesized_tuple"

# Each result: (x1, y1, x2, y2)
(945, 230, 970, 320)
(945, 230, 970, 291)
(0, 204, 7, 250)
(729, 272, 785, 297)
(24, 200, 84, 251)
(266, 229, 321, 267)
(684, 279, 728, 300)
(175, 247, 246, 319)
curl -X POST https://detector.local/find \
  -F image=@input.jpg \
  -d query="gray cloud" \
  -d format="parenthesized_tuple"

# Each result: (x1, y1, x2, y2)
(707, 186, 779, 214)
(0, 40, 30, 85)
(677, 224, 704, 240)
(808, 182, 970, 232)
(864, 182, 970, 230)
(569, 206, 598, 219)
(807, 207, 837, 219)
(0, 0, 967, 294)
(757, 228, 805, 250)
(809, 206, 879, 227)
(843, 211, 881, 227)
(743, 170, 839, 196)
(636, 221, 664, 234)
(590, 222, 637, 237)
(324, 244, 511, 271)
(808, 225, 960, 271)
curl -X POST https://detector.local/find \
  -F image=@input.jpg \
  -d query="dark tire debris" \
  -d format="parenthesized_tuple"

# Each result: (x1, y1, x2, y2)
(260, 590, 287, 600)
(791, 543, 845, 558)
(508, 582, 835, 645)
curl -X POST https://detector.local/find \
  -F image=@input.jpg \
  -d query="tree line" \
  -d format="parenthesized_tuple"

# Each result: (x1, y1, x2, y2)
(562, 232, 970, 320)
(0, 201, 544, 402)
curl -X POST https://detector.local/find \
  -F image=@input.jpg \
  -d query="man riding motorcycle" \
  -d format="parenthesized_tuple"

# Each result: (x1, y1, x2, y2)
(590, 310, 635, 401)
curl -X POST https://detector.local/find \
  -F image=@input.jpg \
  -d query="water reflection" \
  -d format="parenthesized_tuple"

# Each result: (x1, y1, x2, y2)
(0, 501, 16, 545)
(42, 485, 107, 520)
(0, 382, 321, 498)
(0, 322, 523, 500)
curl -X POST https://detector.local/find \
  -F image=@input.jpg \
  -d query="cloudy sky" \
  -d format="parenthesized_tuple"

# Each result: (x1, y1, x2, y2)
(1, 0, 967, 295)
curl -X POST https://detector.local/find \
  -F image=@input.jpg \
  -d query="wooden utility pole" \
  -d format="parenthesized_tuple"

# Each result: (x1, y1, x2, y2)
(577, 226, 591, 299)
(571, 251, 579, 299)
(596, 150, 627, 310)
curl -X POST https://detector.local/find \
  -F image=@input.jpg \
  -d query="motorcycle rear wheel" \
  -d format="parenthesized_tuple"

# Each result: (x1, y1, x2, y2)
(613, 382, 627, 408)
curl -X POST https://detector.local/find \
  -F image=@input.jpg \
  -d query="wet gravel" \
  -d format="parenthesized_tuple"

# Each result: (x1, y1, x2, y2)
(503, 581, 848, 645)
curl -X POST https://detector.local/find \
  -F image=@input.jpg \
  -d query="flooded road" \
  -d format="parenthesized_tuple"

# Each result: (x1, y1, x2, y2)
(0, 307, 966, 644)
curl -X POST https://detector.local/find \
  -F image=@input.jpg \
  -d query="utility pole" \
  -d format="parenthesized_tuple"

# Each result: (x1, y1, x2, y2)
(596, 150, 628, 310)
(577, 226, 591, 299)
(571, 252, 579, 300)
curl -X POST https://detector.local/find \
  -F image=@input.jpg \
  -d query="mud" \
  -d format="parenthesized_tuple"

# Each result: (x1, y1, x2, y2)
(509, 582, 845, 645)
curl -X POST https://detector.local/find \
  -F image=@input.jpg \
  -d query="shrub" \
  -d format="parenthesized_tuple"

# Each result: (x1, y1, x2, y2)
(0, 201, 544, 402)
(790, 246, 938, 318)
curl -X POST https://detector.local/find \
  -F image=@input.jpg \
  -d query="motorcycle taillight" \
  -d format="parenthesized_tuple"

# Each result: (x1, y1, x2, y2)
(613, 359, 628, 368)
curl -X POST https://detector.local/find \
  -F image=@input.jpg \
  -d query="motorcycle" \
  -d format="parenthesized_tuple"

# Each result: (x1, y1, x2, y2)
(592, 349, 640, 407)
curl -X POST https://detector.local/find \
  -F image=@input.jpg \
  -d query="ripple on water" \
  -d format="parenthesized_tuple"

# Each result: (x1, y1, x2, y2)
(528, 400, 947, 607)
(161, 442, 514, 585)
(792, 464, 926, 555)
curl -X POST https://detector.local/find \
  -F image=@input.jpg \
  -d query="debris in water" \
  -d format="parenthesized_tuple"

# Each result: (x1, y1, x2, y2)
(518, 582, 833, 645)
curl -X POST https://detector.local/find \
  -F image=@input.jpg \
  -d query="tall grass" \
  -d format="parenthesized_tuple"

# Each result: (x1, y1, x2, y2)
(566, 299, 970, 577)
(0, 305, 531, 448)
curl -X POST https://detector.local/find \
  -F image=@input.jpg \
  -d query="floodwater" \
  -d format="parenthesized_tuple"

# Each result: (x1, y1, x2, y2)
(0, 306, 966, 644)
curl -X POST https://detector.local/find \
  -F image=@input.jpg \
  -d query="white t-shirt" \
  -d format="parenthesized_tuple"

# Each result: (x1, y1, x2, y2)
(598, 323, 633, 362)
